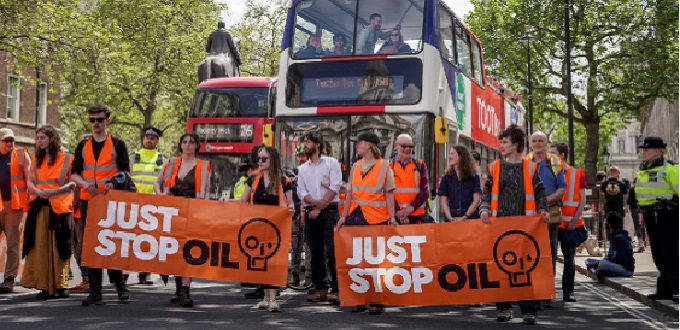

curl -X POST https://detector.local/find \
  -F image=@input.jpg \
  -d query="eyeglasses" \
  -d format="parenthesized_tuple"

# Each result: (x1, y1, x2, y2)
(258, 157, 270, 163)
(2, 139, 14, 143)
(334, 39, 345, 42)
(400, 144, 414, 149)
(391, 34, 400, 36)
(88, 117, 106, 123)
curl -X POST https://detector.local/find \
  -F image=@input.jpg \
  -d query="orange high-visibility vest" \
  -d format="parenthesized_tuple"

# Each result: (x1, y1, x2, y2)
(559, 166, 585, 229)
(339, 163, 347, 214)
(80, 135, 118, 201)
(250, 171, 291, 206)
(391, 159, 426, 216)
(0, 148, 29, 211)
(487, 159, 537, 217)
(161, 157, 211, 199)
(348, 159, 389, 224)
(30, 152, 74, 214)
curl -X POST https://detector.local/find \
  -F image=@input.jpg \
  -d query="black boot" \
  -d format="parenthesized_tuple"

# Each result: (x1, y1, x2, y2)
(115, 282, 130, 301)
(180, 286, 194, 307)
(170, 276, 182, 303)
(82, 292, 102, 306)
(138, 273, 153, 285)
(244, 286, 264, 299)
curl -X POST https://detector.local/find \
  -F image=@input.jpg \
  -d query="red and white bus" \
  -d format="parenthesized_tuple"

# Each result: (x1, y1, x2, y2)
(275, 0, 525, 220)
(187, 76, 276, 199)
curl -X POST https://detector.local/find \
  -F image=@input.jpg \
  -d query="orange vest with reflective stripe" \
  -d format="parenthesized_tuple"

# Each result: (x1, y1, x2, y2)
(0, 148, 29, 211)
(348, 159, 389, 224)
(80, 135, 118, 201)
(250, 171, 291, 206)
(392, 159, 426, 216)
(487, 159, 537, 217)
(161, 157, 211, 199)
(559, 166, 585, 229)
(30, 152, 74, 214)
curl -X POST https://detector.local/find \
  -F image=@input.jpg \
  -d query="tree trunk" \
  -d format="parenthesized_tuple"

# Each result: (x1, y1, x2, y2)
(583, 119, 600, 186)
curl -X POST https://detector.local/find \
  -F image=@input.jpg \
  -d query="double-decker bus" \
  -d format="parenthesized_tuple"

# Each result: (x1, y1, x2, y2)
(187, 77, 276, 199)
(275, 0, 525, 220)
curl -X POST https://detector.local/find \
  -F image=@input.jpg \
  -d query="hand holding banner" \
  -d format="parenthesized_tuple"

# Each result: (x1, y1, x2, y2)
(334, 215, 555, 306)
(82, 191, 291, 287)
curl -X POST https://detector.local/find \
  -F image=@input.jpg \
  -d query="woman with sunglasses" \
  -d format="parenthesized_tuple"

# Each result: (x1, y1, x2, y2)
(154, 132, 211, 307)
(21, 125, 76, 299)
(378, 29, 413, 54)
(437, 145, 483, 222)
(231, 146, 293, 312)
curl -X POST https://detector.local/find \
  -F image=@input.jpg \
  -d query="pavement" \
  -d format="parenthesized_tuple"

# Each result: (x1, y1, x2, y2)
(558, 236, 679, 320)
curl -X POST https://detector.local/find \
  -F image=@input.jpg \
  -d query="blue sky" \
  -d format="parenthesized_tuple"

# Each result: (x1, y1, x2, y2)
(217, 0, 474, 26)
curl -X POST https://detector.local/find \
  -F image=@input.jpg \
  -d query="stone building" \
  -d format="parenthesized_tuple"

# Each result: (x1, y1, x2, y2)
(0, 52, 61, 152)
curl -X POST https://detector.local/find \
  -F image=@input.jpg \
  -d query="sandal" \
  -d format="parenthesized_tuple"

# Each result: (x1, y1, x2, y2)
(368, 306, 384, 315)
(350, 305, 367, 313)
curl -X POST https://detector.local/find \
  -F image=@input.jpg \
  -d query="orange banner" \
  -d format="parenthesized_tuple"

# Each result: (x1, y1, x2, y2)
(82, 191, 291, 287)
(334, 215, 555, 306)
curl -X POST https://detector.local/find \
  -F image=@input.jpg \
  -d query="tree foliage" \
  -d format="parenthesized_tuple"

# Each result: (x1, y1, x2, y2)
(465, 0, 678, 184)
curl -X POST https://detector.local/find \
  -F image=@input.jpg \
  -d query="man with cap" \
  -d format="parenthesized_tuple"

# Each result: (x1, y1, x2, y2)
(0, 128, 30, 293)
(600, 165, 628, 219)
(636, 136, 679, 302)
(129, 125, 164, 285)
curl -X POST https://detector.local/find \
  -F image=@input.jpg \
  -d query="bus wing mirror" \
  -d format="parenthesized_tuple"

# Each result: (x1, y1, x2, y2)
(263, 124, 274, 147)
(435, 117, 448, 144)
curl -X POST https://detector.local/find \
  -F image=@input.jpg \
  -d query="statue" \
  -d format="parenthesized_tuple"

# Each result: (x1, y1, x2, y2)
(198, 22, 242, 83)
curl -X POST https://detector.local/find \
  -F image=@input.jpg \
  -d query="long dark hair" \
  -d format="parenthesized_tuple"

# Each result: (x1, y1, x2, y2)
(445, 145, 475, 180)
(260, 146, 283, 196)
(35, 125, 62, 167)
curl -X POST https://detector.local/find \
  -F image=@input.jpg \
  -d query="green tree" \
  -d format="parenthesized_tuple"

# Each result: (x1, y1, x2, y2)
(230, 0, 287, 77)
(465, 0, 678, 184)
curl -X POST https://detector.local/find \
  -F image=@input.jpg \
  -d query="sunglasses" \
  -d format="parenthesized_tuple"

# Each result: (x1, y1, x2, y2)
(400, 144, 414, 149)
(2, 139, 14, 143)
(391, 34, 400, 36)
(258, 157, 270, 163)
(88, 117, 106, 123)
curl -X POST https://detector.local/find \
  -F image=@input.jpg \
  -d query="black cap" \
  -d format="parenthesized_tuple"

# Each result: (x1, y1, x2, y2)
(239, 157, 252, 171)
(350, 132, 380, 145)
(142, 126, 162, 138)
(638, 136, 667, 149)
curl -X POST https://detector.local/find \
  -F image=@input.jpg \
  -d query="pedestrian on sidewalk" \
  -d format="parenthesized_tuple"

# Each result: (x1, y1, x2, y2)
(626, 178, 646, 252)
(635, 136, 678, 302)
(585, 212, 635, 279)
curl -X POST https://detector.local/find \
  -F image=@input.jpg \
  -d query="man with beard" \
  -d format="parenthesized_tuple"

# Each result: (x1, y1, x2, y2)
(297, 132, 342, 304)
(129, 126, 164, 285)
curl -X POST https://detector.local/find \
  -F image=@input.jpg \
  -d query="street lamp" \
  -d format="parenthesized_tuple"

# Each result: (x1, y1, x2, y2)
(520, 26, 535, 135)
(601, 147, 610, 171)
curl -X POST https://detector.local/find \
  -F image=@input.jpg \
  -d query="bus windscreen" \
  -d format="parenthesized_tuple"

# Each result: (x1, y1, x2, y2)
(190, 88, 269, 118)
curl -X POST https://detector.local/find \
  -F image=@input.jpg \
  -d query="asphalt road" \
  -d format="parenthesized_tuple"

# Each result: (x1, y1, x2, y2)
(0, 264, 677, 329)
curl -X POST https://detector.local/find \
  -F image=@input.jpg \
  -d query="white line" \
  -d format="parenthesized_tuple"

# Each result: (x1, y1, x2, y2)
(558, 267, 671, 329)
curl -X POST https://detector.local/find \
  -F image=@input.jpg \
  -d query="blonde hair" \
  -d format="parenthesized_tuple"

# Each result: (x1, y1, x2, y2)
(369, 144, 382, 159)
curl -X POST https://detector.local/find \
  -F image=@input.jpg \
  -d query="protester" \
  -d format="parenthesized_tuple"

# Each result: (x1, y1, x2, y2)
(550, 142, 587, 302)
(336, 132, 397, 315)
(635, 136, 678, 302)
(392, 134, 429, 224)
(225, 146, 293, 312)
(129, 125, 164, 285)
(70, 105, 131, 306)
(0, 128, 29, 294)
(297, 132, 342, 304)
(154, 132, 210, 307)
(480, 124, 549, 325)
(21, 126, 75, 299)
(585, 212, 635, 279)
(437, 145, 482, 222)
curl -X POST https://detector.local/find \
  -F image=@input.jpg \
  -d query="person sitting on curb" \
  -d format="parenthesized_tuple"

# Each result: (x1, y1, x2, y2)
(585, 212, 635, 281)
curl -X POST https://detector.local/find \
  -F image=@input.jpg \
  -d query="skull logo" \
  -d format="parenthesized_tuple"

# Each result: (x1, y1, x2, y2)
(493, 230, 540, 287)
(238, 218, 281, 271)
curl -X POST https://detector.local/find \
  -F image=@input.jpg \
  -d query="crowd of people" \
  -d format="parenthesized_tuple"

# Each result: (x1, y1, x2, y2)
(0, 106, 676, 325)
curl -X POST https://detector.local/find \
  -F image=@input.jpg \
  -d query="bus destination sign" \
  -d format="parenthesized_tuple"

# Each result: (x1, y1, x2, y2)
(193, 123, 254, 143)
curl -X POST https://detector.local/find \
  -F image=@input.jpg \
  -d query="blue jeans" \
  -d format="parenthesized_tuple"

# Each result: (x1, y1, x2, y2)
(586, 258, 633, 277)
(558, 228, 576, 297)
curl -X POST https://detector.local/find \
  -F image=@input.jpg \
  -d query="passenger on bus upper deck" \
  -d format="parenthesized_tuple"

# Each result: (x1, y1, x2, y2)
(378, 29, 413, 54)
(295, 35, 326, 59)
(330, 34, 350, 56)
(357, 13, 386, 54)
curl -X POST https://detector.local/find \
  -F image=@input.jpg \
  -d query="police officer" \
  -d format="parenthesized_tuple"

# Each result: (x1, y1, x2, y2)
(129, 125, 164, 285)
(636, 136, 679, 302)
(233, 158, 254, 199)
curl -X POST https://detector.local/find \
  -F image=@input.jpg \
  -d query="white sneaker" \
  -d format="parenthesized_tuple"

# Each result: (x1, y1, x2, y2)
(257, 298, 269, 310)
(268, 299, 281, 312)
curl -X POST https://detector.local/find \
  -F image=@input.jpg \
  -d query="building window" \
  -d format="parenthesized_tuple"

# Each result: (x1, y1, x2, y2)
(6, 75, 20, 121)
(618, 138, 625, 154)
(37, 82, 47, 125)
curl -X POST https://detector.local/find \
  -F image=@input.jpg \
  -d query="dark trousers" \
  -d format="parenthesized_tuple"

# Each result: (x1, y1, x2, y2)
(81, 200, 123, 294)
(643, 205, 679, 295)
(496, 301, 536, 314)
(304, 205, 339, 292)
(558, 229, 577, 297)
(548, 226, 558, 276)
(78, 201, 90, 279)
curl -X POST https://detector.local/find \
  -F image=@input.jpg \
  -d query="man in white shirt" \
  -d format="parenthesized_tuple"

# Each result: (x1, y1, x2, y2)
(297, 132, 342, 304)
